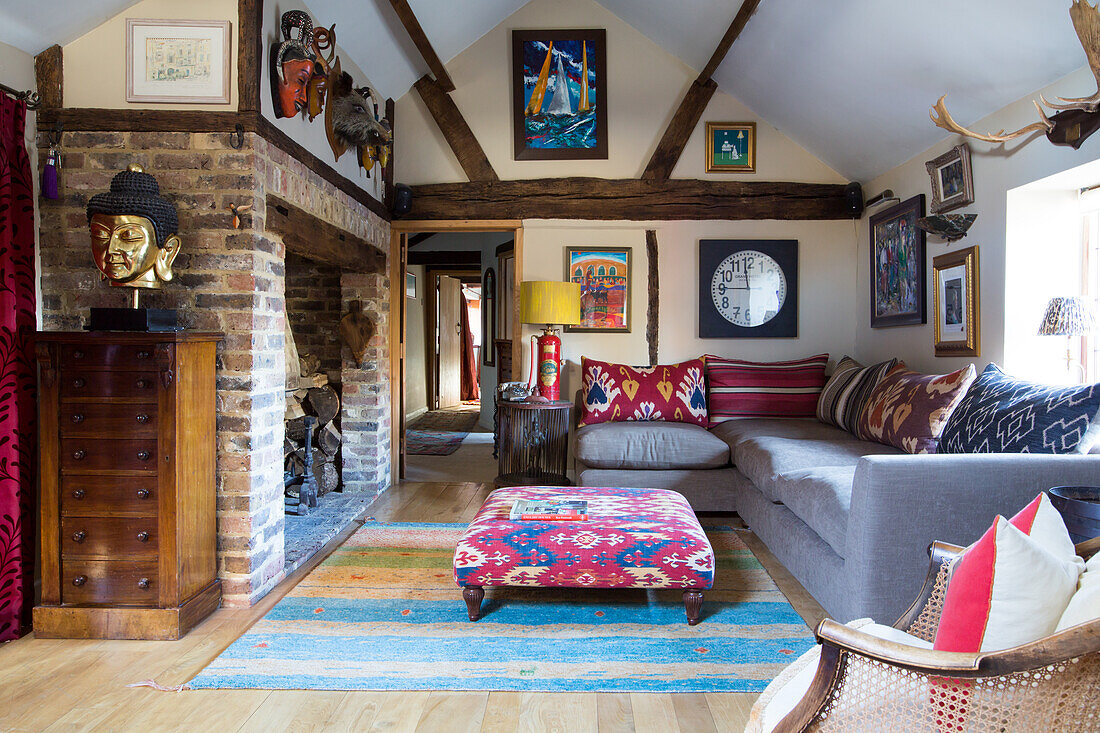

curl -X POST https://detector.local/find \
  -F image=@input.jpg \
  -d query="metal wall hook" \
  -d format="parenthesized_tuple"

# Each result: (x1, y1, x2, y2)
(47, 121, 63, 147)
(229, 123, 244, 149)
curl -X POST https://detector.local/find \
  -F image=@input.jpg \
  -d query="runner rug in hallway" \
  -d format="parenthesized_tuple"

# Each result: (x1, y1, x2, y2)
(188, 522, 815, 692)
(405, 409, 479, 456)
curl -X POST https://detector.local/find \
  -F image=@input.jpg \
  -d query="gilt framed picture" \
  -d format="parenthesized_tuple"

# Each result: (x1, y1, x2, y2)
(564, 246, 630, 332)
(126, 19, 232, 104)
(512, 29, 607, 160)
(870, 195, 926, 328)
(706, 122, 756, 172)
(926, 143, 974, 214)
(932, 245, 980, 356)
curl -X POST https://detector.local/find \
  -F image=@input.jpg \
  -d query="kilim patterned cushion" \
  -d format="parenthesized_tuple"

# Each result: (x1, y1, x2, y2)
(453, 486, 715, 590)
(578, 357, 708, 426)
(854, 362, 976, 454)
(704, 354, 829, 428)
(815, 356, 899, 434)
(939, 363, 1100, 454)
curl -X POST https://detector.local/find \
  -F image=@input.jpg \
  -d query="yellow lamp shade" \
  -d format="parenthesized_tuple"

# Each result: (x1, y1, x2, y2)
(520, 280, 582, 326)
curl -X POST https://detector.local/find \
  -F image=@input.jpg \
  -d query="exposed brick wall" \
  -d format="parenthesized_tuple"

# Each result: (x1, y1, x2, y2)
(38, 130, 391, 607)
(285, 253, 343, 378)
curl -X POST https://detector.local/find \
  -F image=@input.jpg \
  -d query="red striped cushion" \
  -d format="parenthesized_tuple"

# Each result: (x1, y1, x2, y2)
(704, 354, 829, 428)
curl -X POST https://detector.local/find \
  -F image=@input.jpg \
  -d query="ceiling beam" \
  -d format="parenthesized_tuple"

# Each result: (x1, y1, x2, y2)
(642, 0, 762, 180)
(237, 0, 262, 113)
(34, 44, 62, 111)
(387, 0, 455, 93)
(414, 75, 499, 182)
(406, 178, 854, 221)
(267, 194, 386, 273)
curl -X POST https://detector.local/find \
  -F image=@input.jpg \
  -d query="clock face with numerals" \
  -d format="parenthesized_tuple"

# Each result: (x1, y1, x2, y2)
(699, 239, 798, 338)
(710, 250, 787, 327)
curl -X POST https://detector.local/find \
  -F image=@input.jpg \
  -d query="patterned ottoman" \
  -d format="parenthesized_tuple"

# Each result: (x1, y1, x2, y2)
(452, 486, 715, 624)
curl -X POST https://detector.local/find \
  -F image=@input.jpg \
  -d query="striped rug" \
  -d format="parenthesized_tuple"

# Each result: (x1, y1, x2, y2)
(188, 522, 815, 692)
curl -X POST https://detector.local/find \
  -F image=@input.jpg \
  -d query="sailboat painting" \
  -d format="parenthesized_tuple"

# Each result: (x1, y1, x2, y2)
(512, 29, 607, 160)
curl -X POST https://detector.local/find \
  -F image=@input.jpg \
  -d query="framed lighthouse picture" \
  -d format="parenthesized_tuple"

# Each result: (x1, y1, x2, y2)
(512, 29, 607, 160)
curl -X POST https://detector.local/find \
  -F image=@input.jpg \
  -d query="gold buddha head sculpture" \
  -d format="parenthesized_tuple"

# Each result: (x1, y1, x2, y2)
(86, 164, 181, 290)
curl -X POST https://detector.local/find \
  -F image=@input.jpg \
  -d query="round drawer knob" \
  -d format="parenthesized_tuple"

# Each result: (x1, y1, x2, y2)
(137, 451, 150, 461)
(136, 378, 150, 389)
(72, 575, 86, 587)
(136, 489, 151, 500)
(137, 578, 150, 590)
(136, 350, 151, 359)
(73, 350, 85, 359)
(71, 489, 85, 500)
(72, 377, 86, 389)
(135, 414, 149, 424)
(71, 531, 86, 543)
(136, 531, 150, 542)
(71, 413, 84, 424)
(72, 450, 86, 461)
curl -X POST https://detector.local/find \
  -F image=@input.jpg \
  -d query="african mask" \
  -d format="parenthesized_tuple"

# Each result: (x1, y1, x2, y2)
(270, 10, 324, 119)
(86, 164, 181, 291)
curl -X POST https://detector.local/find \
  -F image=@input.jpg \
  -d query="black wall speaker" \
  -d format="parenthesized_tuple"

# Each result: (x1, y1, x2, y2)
(844, 182, 864, 218)
(392, 183, 412, 216)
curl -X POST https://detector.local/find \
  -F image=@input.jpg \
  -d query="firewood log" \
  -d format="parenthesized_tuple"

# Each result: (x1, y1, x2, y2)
(307, 385, 340, 424)
(318, 422, 342, 457)
(285, 394, 306, 420)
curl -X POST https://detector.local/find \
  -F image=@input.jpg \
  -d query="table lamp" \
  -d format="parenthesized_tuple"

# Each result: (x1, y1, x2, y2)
(1038, 296, 1097, 381)
(520, 280, 582, 400)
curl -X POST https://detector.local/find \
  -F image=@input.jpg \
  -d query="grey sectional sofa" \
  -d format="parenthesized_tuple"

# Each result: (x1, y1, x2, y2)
(573, 417, 1100, 623)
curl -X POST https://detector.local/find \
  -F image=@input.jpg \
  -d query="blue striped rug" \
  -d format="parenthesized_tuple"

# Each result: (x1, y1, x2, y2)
(188, 522, 815, 692)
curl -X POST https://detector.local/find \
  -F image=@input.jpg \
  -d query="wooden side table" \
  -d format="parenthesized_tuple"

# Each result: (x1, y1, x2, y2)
(495, 400, 572, 487)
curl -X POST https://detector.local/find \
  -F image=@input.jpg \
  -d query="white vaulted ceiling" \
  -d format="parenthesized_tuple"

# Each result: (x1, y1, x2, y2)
(0, 0, 1088, 181)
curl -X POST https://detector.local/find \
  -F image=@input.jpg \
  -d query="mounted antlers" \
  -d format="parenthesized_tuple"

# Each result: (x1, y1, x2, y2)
(930, 0, 1100, 148)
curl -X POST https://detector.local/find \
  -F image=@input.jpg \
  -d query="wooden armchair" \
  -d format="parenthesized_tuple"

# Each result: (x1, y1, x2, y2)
(772, 537, 1100, 733)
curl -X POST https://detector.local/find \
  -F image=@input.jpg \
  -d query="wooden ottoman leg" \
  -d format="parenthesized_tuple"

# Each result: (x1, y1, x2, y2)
(463, 585, 485, 621)
(683, 590, 704, 626)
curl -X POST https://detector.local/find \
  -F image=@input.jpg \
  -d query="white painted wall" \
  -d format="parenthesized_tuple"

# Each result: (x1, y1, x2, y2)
(856, 66, 1100, 376)
(0, 39, 40, 327)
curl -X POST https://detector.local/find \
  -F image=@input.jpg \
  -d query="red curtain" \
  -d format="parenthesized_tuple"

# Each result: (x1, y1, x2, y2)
(0, 96, 37, 642)
(459, 292, 479, 401)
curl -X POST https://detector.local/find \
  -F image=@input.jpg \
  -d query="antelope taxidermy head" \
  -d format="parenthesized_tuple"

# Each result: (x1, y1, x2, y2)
(930, 0, 1100, 148)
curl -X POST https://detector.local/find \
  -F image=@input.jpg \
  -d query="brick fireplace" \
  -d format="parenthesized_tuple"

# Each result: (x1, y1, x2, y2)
(37, 129, 391, 607)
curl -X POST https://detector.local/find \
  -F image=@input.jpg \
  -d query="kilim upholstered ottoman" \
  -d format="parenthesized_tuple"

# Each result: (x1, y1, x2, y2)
(452, 486, 715, 624)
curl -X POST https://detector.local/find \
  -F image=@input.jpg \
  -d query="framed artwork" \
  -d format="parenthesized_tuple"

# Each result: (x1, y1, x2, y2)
(706, 122, 756, 172)
(932, 245, 980, 356)
(564, 247, 631, 332)
(482, 268, 496, 366)
(497, 243, 515, 342)
(870, 195, 927, 328)
(126, 19, 231, 104)
(405, 272, 417, 299)
(699, 239, 798, 338)
(512, 29, 607, 160)
(926, 144, 974, 214)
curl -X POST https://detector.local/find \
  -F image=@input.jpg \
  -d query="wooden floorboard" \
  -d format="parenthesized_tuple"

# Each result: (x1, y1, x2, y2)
(0, 481, 824, 732)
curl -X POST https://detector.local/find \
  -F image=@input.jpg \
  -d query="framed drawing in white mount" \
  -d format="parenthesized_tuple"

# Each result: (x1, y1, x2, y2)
(126, 19, 232, 104)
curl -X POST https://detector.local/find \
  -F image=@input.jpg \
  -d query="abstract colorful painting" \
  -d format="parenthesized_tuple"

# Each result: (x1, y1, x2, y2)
(512, 30, 607, 160)
(565, 247, 630, 332)
(870, 195, 926, 328)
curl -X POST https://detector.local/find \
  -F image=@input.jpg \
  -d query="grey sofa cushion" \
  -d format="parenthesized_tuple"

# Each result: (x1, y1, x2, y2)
(710, 418, 852, 447)
(574, 422, 730, 470)
(770, 466, 857, 557)
(575, 466, 741, 512)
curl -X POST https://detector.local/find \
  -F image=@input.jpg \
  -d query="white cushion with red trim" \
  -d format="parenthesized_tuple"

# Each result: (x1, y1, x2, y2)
(1055, 552, 1100, 632)
(933, 493, 1083, 653)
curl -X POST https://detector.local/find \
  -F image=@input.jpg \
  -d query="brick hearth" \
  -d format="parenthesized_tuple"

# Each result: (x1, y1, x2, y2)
(37, 130, 391, 607)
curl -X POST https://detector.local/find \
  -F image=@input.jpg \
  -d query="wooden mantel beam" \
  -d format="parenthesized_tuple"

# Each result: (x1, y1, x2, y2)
(414, 75, 499, 182)
(388, 0, 455, 93)
(406, 178, 854, 221)
(267, 195, 386, 274)
(642, 0, 763, 180)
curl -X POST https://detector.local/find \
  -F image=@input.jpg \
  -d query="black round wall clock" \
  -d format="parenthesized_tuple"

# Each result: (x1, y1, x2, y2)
(699, 239, 798, 338)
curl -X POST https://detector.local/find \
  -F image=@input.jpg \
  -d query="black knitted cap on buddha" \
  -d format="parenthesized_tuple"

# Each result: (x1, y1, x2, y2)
(86, 165, 178, 247)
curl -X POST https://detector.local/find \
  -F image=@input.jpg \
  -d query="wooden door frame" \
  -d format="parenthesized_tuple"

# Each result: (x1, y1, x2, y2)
(389, 220, 523, 485)
(426, 268, 480, 411)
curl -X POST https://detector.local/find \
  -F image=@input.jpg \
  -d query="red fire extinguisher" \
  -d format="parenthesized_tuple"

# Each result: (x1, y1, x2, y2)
(528, 328, 563, 401)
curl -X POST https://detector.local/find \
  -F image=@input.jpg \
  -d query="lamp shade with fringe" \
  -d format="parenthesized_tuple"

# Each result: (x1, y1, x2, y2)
(1038, 296, 1097, 336)
(520, 281, 582, 326)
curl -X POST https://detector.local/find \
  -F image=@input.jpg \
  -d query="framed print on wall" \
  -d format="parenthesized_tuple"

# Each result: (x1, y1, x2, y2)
(706, 122, 756, 172)
(932, 245, 980, 356)
(512, 29, 607, 160)
(699, 239, 798, 338)
(126, 19, 232, 104)
(926, 143, 974, 214)
(405, 272, 417, 299)
(564, 247, 631, 332)
(870, 194, 927, 328)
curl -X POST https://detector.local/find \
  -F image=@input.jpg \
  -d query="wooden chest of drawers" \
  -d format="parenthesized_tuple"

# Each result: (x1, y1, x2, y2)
(34, 332, 222, 640)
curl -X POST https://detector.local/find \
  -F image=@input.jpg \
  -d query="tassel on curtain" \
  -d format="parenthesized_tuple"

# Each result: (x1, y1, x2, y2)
(0, 95, 37, 641)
